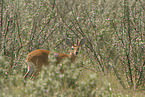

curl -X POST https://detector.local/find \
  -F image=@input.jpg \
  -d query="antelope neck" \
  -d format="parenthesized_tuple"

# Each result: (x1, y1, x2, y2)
(68, 51, 77, 62)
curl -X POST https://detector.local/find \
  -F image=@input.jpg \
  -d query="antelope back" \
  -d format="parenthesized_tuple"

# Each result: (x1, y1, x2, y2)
(26, 49, 50, 66)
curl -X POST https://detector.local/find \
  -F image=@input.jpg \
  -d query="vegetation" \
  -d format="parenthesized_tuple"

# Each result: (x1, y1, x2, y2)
(0, 0, 144, 96)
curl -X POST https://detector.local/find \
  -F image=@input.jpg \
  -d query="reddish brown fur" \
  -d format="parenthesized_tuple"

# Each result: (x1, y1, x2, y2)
(24, 38, 85, 79)
(26, 49, 50, 66)
(54, 53, 69, 65)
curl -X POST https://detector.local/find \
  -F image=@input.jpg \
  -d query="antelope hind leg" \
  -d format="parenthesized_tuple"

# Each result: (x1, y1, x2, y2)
(24, 62, 35, 79)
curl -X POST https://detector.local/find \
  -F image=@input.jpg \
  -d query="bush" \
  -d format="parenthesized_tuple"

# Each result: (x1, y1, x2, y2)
(0, 56, 126, 96)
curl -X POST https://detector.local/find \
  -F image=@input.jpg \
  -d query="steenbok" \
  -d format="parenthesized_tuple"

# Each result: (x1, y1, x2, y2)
(24, 38, 85, 79)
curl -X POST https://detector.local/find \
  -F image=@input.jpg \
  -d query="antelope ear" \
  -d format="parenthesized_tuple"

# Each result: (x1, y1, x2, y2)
(78, 38, 85, 46)
(65, 38, 72, 46)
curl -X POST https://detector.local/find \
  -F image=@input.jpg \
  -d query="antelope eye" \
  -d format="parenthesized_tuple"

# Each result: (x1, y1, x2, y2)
(71, 48, 74, 50)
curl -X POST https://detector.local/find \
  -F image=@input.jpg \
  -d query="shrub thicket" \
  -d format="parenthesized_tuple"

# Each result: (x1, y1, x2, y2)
(0, 0, 144, 96)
